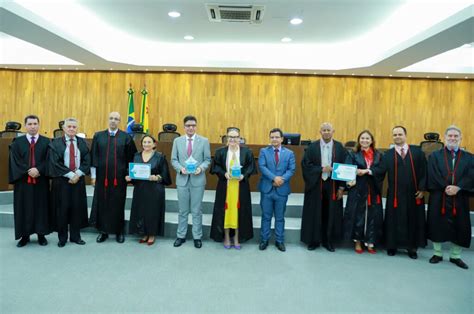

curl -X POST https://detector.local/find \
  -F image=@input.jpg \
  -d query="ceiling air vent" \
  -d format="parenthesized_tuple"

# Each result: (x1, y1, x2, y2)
(206, 4, 265, 24)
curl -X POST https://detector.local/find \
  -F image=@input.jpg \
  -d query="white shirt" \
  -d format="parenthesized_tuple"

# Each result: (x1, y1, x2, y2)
(226, 147, 241, 172)
(26, 133, 38, 144)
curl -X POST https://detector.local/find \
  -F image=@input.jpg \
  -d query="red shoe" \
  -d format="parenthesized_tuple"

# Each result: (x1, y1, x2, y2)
(355, 248, 364, 254)
(139, 237, 149, 244)
(147, 239, 155, 246)
(367, 247, 377, 254)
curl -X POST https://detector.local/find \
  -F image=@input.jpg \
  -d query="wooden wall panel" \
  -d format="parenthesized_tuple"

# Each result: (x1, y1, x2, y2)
(1, 70, 472, 150)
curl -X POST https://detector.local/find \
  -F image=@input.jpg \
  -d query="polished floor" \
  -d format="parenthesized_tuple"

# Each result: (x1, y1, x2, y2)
(0, 227, 472, 313)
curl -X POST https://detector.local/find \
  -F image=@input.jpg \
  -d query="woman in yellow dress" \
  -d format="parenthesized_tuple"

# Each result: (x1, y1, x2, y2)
(210, 128, 257, 249)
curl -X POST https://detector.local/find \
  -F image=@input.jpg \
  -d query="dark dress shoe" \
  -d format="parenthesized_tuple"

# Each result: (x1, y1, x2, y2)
(275, 242, 286, 252)
(57, 241, 66, 248)
(259, 241, 269, 251)
(116, 234, 125, 243)
(17, 236, 30, 247)
(307, 243, 320, 251)
(72, 239, 86, 245)
(429, 255, 443, 264)
(96, 233, 108, 243)
(408, 250, 418, 259)
(173, 238, 186, 247)
(449, 258, 469, 269)
(38, 235, 48, 246)
(323, 243, 335, 252)
(194, 239, 202, 248)
(387, 249, 397, 256)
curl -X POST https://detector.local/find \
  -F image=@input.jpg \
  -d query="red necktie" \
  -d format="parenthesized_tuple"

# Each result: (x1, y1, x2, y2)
(30, 136, 36, 167)
(187, 138, 192, 157)
(69, 139, 76, 171)
(274, 148, 279, 165)
(400, 147, 406, 159)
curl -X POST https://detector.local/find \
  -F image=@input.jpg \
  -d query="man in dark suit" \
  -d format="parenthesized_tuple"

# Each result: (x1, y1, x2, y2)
(301, 122, 347, 252)
(9, 115, 50, 247)
(258, 128, 296, 252)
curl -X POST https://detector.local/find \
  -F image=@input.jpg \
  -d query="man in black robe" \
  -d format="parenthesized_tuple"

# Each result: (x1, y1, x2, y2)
(427, 125, 472, 269)
(9, 115, 50, 247)
(89, 112, 137, 243)
(371, 126, 427, 259)
(301, 122, 347, 252)
(49, 118, 90, 247)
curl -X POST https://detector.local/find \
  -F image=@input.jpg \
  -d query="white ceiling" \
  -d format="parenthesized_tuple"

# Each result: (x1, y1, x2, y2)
(0, 0, 473, 78)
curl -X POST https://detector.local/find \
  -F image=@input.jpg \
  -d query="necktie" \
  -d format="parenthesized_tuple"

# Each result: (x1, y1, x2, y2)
(30, 136, 36, 167)
(400, 147, 406, 159)
(274, 148, 279, 165)
(187, 138, 192, 157)
(69, 139, 76, 171)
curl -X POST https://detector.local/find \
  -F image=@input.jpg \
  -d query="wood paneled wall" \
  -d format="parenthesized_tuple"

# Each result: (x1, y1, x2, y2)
(1, 70, 472, 150)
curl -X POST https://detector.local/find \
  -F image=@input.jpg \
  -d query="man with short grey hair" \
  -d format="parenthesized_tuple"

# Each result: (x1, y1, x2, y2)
(427, 125, 472, 269)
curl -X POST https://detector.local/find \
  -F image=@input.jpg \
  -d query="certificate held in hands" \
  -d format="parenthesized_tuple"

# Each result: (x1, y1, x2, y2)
(331, 163, 357, 182)
(129, 163, 151, 180)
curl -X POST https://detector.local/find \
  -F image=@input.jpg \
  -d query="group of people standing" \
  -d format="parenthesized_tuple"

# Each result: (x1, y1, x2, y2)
(8, 113, 472, 270)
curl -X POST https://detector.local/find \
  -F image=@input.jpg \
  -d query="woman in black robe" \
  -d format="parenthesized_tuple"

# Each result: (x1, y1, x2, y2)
(126, 135, 171, 245)
(343, 130, 383, 254)
(210, 127, 257, 248)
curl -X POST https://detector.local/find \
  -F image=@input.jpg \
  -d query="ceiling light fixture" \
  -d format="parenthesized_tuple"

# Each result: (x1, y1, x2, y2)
(168, 11, 181, 18)
(290, 18, 303, 25)
(184, 35, 194, 41)
(281, 37, 292, 43)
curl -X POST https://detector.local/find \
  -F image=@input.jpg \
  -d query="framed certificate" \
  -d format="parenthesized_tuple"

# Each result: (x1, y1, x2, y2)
(129, 163, 151, 180)
(331, 163, 357, 182)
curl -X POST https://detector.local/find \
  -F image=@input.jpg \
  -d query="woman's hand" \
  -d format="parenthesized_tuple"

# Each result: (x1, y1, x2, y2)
(125, 176, 132, 182)
(357, 169, 369, 176)
(225, 172, 231, 180)
(347, 180, 356, 188)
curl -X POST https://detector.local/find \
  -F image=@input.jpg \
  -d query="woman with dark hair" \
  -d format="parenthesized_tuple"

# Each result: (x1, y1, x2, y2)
(210, 127, 257, 249)
(126, 135, 171, 245)
(343, 130, 383, 253)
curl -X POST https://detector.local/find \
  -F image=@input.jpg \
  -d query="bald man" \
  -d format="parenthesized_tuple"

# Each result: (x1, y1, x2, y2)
(89, 112, 137, 243)
(301, 122, 347, 252)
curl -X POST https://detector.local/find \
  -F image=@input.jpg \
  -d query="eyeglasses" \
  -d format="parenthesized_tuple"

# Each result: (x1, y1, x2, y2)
(228, 136, 240, 139)
(184, 124, 197, 128)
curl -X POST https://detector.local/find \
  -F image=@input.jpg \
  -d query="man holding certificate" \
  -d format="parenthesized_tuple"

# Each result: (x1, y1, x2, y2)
(301, 122, 347, 252)
(171, 115, 211, 248)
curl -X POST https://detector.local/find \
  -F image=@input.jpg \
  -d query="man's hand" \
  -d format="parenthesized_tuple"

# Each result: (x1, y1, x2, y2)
(194, 167, 202, 175)
(415, 191, 424, 199)
(357, 169, 369, 176)
(69, 174, 80, 185)
(445, 185, 460, 196)
(28, 167, 40, 178)
(181, 167, 188, 175)
(273, 176, 284, 187)
(337, 189, 344, 200)
(91, 178, 96, 186)
(322, 165, 332, 173)
(347, 180, 356, 188)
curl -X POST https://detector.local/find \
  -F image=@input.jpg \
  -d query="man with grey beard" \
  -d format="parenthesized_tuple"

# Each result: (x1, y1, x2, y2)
(427, 125, 473, 270)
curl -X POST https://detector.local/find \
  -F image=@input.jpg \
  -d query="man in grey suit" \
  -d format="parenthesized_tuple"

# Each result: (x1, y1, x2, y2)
(171, 115, 211, 248)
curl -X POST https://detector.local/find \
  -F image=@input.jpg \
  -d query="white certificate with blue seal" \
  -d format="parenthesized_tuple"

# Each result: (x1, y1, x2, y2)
(129, 163, 151, 180)
(331, 163, 357, 182)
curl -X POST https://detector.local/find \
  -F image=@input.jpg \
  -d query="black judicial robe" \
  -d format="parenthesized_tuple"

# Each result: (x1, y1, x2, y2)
(427, 148, 473, 248)
(9, 135, 50, 239)
(300, 140, 347, 245)
(210, 146, 257, 242)
(89, 130, 137, 234)
(48, 137, 91, 231)
(372, 145, 427, 250)
(343, 150, 384, 245)
(129, 151, 172, 236)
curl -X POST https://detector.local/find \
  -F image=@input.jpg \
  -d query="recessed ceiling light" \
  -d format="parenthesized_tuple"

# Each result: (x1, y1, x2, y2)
(389, 74, 393, 77)
(219, 70, 222, 72)
(370, 74, 374, 76)
(184, 35, 194, 41)
(332, 73, 336, 75)
(427, 76, 430, 78)
(168, 11, 181, 18)
(92, 68, 95, 70)
(58, 68, 62, 70)
(275, 71, 278, 74)
(145, 69, 149, 71)
(294, 72, 298, 74)
(110, 68, 113, 70)
(313, 72, 317, 75)
(408, 75, 411, 77)
(163, 69, 167, 71)
(290, 18, 303, 25)
(281, 37, 292, 43)
(465, 76, 468, 79)
(127, 68, 130, 71)
(42, 67, 45, 70)
(181, 69, 185, 71)
(445, 76, 449, 78)
(200, 69, 203, 72)
(351, 73, 355, 76)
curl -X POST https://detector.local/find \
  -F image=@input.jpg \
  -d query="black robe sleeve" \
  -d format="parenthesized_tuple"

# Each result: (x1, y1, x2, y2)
(158, 155, 172, 186)
(91, 132, 100, 168)
(413, 146, 427, 191)
(301, 142, 323, 191)
(77, 138, 91, 175)
(210, 147, 228, 180)
(8, 138, 29, 183)
(125, 134, 138, 163)
(241, 147, 257, 181)
(48, 140, 70, 178)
